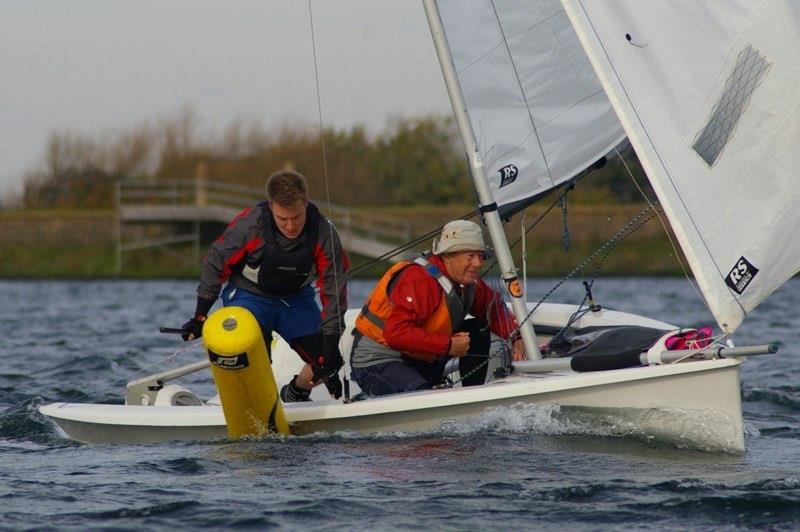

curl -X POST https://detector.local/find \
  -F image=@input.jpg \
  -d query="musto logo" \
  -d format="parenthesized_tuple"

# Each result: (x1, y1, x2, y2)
(725, 256, 758, 294)
(209, 351, 250, 370)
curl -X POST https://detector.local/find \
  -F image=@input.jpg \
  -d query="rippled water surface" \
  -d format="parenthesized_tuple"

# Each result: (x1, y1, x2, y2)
(2, 278, 799, 529)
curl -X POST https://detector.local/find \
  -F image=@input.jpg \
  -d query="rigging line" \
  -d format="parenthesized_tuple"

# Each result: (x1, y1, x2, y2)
(342, 208, 480, 278)
(612, 145, 704, 303)
(521, 210, 527, 301)
(489, 0, 557, 189)
(480, 182, 575, 277)
(308, 0, 344, 337)
(53, 341, 206, 411)
(669, 334, 731, 364)
(586, 205, 658, 278)
(546, 299, 592, 352)
(513, 203, 659, 333)
(485, 260, 515, 366)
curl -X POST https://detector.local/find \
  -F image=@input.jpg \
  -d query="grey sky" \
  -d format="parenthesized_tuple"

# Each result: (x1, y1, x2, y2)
(0, 0, 450, 198)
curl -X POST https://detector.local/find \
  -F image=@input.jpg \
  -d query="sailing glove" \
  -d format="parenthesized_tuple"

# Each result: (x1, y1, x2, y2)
(181, 296, 214, 341)
(290, 333, 344, 399)
(181, 314, 206, 341)
(314, 335, 344, 399)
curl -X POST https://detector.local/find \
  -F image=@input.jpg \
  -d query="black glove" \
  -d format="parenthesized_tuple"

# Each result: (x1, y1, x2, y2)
(315, 335, 344, 398)
(323, 373, 343, 400)
(291, 333, 344, 399)
(312, 334, 343, 379)
(181, 314, 206, 341)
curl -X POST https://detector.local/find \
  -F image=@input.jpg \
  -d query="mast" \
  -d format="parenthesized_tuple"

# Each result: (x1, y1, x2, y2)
(422, 0, 541, 360)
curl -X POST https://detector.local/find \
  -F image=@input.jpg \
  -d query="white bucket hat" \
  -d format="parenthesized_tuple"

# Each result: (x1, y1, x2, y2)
(432, 220, 491, 255)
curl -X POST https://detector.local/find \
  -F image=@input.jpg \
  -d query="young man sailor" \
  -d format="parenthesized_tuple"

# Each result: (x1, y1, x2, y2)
(181, 170, 349, 402)
(350, 220, 525, 396)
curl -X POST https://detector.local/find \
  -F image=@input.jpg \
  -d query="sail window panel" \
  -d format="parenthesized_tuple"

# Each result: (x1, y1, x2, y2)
(692, 45, 771, 167)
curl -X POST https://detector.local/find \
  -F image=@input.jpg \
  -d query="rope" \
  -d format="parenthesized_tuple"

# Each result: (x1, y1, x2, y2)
(307, 0, 345, 341)
(343, 208, 479, 278)
(0, 341, 206, 416)
(560, 192, 571, 252)
(481, 181, 575, 277)
(514, 202, 660, 335)
(613, 145, 703, 302)
(520, 210, 527, 301)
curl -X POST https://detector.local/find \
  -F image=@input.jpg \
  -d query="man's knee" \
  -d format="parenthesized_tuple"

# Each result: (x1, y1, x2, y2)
(352, 362, 430, 396)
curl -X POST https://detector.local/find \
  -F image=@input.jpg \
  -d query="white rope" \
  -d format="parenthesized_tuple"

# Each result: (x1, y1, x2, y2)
(668, 334, 730, 364)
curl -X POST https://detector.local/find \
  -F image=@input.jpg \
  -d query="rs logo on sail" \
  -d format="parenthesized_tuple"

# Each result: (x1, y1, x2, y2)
(725, 256, 758, 294)
(498, 164, 518, 188)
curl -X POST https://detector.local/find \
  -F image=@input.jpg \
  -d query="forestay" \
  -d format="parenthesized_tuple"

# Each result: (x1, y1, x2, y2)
(561, 0, 800, 332)
(435, 0, 624, 216)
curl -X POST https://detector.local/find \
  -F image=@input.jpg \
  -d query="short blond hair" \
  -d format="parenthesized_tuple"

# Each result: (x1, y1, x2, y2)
(265, 170, 309, 207)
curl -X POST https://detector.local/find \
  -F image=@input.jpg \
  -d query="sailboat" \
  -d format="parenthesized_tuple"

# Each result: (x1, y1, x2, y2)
(40, 0, 798, 452)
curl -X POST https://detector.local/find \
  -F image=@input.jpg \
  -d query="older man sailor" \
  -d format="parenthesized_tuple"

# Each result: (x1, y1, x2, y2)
(350, 220, 525, 396)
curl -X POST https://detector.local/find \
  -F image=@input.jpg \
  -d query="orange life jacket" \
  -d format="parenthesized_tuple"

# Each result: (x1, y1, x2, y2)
(355, 256, 475, 350)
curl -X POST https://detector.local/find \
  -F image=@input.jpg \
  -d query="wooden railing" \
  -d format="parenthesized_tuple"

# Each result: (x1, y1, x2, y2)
(116, 179, 416, 260)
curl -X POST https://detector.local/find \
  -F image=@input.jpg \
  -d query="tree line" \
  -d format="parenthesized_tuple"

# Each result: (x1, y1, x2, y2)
(18, 108, 651, 210)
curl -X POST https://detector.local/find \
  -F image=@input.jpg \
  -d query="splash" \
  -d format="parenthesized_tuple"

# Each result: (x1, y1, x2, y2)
(286, 402, 744, 453)
(446, 403, 747, 453)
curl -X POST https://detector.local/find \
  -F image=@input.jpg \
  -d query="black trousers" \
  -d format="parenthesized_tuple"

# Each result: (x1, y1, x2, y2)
(351, 318, 491, 396)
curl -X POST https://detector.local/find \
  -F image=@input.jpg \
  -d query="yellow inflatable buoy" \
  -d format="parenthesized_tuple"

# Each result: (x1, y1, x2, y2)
(202, 306, 290, 438)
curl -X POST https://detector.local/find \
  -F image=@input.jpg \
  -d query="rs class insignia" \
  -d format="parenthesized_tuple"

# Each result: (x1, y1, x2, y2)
(725, 256, 758, 294)
(498, 164, 518, 188)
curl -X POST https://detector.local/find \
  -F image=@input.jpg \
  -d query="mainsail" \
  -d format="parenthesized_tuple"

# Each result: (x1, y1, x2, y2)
(435, 0, 624, 216)
(561, 0, 800, 332)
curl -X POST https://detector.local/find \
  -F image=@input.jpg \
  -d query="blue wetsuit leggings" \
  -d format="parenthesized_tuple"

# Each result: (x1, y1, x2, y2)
(221, 285, 321, 357)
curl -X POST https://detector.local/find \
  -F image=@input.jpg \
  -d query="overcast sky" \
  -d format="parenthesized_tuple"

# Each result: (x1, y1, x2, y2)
(0, 0, 451, 198)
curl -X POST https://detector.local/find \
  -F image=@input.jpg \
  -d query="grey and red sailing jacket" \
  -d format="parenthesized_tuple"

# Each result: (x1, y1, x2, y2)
(196, 201, 349, 335)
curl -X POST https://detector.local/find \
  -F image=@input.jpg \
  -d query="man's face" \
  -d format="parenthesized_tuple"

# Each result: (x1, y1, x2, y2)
(441, 250, 485, 285)
(271, 200, 308, 239)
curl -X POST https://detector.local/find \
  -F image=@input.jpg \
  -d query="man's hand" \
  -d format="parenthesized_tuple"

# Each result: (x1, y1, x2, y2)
(181, 315, 206, 341)
(512, 337, 526, 361)
(322, 374, 343, 400)
(448, 332, 470, 357)
(311, 334, 344, 399)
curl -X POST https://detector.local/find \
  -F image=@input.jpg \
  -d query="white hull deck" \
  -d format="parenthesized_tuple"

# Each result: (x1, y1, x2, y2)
(40, 357, 744, 452)
(38, 304, 748, 452)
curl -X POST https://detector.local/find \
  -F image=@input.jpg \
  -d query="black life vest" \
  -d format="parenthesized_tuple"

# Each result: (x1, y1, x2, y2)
(249, 201, 321, 297)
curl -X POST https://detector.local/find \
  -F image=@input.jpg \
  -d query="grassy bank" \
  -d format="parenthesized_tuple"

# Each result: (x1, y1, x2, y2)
(0, 204, 686, 278)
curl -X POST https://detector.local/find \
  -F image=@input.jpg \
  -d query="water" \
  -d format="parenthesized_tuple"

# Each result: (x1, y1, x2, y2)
(2, 278, 800, 529)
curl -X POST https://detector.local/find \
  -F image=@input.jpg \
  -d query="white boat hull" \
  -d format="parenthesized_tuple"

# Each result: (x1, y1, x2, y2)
(40, 357, 744, 452)
(38, 304, 746, 451)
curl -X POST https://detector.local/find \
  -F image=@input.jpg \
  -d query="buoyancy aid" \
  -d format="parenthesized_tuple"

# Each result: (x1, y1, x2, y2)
(242, 201, 321, 297)
(355, 255, 476, 351)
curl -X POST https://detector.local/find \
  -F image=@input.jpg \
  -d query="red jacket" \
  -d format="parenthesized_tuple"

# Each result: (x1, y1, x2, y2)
(383, 254, 517, 362)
